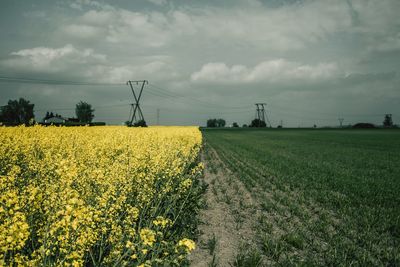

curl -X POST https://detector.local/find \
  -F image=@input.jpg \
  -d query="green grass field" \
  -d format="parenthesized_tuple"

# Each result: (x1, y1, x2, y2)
(202, 128, 400, 266)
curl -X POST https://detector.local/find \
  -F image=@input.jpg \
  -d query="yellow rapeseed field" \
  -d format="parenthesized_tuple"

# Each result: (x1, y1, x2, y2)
(0, 126, 203, 266)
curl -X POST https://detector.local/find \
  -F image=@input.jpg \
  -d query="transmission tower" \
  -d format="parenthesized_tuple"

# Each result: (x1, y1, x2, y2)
(127, 80, 148, 125)
(338, 118, 344, 128)
(255, 103, 271, 127)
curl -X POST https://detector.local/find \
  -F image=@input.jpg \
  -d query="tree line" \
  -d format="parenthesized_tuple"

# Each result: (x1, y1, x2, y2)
(206, 118, 267, 128)
(0, 98, 95, 126)
(206, 116, 395, 128)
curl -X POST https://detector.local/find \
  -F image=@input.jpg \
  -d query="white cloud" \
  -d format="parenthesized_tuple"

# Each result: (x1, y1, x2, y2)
(57, 0, 400, 61)
(191, 59, 340, 84)
(4, 44, 106, 72)
(1, 43, 179, 84)
(147, 0, 167, 6)
(62, 24, 104, 39)
(59, 0, 354, 51)
(69, 0, 105, 10)
(81, 10, 115, 25)
(83, 60, 176, 83)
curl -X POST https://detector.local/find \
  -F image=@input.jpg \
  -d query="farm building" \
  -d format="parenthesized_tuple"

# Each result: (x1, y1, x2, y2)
(44, 116, 67, 124)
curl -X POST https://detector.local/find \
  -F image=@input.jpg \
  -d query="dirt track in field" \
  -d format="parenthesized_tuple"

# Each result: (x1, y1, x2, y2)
(190, 145, 258, 267)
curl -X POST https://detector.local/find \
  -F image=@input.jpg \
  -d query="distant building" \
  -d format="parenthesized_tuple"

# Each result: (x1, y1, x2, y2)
(45, 117, 67, 124)
(41, 116, 105, 126)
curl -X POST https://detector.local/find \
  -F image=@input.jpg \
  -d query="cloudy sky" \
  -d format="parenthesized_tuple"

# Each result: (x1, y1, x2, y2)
(0, 0, 399, 126)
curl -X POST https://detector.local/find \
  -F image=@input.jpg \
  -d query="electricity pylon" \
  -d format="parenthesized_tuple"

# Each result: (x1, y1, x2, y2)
(255, 103, 271, 127)
(127, 80, 148, 126)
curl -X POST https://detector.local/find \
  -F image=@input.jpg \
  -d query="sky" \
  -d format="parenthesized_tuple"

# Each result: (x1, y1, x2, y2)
(0, 0, 399, 126)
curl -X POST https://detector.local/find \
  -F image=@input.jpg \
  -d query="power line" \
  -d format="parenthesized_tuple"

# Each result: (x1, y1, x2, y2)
(140, 104, 253, 115)
(269, 102, 388, 118)
(147, 83, 252, 110)
(144, 88, 248, 111)
(35, 103, 130, 112)
(0, 76, 123, 86)
(2, 75, 396, 122)
(0, 75, 250, 111)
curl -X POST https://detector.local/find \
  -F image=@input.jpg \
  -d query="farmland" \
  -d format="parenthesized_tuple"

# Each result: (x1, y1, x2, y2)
(202, 128, 400, 266)
(1, 126, 399, 266)
(0, 126, 203, 266)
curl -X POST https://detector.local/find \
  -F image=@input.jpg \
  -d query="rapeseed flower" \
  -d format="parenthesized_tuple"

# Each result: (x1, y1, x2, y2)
(0, 125, 202, 266)
(177, 238, 196, 253)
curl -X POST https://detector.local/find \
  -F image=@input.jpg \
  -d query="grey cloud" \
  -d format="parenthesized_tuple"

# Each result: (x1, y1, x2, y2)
(146, 0, 168, 6)
(191, 60, 340, 84)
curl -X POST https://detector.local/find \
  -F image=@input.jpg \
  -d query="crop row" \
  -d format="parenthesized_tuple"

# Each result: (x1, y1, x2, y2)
(203, 129, 400, 266)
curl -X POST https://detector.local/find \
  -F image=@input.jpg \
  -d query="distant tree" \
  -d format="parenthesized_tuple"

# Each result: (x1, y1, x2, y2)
(277, 125, 282, 128)
(207, 119, 217, 127)
(250, 118, 266, 128)
(75, 101, 94, 123)
(242, 124, 248, 128)
(232, 122, 239, 127)
(352, 123, 376, 129)
(207, 118, 226, 127)
(383, 114, 393, 128)
(217, 119, 226, 127)
(133, 120, 147, 127)
(0, 98, 35, 125)
(313, 124, 317, 128)
(125, 119, 147, 127)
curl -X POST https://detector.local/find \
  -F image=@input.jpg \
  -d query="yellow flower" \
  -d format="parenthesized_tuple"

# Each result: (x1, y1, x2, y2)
(153, 216, 172, 228)
(140, 228, 156, 247)
(177, 238, 196, 253)
(0, 125, 202, 265)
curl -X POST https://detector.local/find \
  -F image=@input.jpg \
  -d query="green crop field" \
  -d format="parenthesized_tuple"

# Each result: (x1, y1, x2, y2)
(202, 128, 400, 266)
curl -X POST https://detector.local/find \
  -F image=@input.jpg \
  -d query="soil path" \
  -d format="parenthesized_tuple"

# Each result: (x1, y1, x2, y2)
(190, 144, 258, 267)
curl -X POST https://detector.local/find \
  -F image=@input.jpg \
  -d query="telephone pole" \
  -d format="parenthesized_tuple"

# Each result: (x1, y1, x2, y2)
(127, 80, 148, 126)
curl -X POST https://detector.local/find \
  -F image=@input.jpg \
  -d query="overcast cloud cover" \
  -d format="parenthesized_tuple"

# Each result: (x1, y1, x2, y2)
(0, 0, 399, 126)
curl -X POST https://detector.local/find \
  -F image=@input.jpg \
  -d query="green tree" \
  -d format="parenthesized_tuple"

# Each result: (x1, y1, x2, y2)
(133, 120, 147, 127)
(217, 119, 226, 127)
(0, 98, 35, 125)
(232, 122, 239, 127)
(207, 119, 217, 127)
(207, 118, 226, 127)
(75, 101, 94, 123)
(383, 114, 393, 127)
(250, 118, 266, 128)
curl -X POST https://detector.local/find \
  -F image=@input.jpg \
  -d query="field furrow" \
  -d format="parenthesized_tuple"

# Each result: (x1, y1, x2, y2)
(202, 128, 400, 266)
